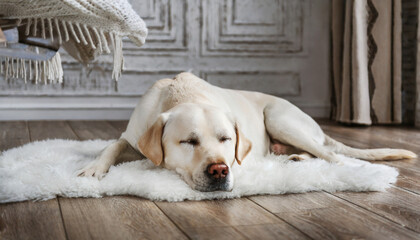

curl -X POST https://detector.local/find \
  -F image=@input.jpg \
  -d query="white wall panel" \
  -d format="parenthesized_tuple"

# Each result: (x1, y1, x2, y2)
(0, 0, 331, 120)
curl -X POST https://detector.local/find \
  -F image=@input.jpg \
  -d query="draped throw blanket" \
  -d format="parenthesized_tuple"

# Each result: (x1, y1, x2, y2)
(0, 0, 148, 82)
(331, 0, 402, 125)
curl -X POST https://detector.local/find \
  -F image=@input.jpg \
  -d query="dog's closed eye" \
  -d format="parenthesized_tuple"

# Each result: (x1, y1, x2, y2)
(219, 137, 231, 143)
(180, 139, 199, 146)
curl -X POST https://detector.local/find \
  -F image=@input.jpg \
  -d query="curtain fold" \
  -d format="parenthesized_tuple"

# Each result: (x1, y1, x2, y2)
(331, 0, 402, 125)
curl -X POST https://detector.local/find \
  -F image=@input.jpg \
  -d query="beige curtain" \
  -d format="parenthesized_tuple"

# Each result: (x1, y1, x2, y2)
(331, 0, 402, 125)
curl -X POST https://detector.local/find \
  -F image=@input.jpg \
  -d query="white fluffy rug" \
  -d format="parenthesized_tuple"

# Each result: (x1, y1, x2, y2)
(0, 139, 398, 203)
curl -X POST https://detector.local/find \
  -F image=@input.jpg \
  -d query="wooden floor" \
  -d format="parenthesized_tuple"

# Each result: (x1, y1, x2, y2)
(1, 120, 420, 240)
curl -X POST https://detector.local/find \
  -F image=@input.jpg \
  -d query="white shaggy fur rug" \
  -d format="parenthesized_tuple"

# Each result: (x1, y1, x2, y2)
(0, 139, 398, 203)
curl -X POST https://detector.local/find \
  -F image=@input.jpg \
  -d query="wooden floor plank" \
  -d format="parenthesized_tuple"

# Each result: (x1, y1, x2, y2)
(0, 121, 30, 151)
(60, 196, 187, 240)
(331, 187, 420, 232)
(156, 198, 309, 239)
(234, 223, 310, 240)
(250, 192, 420, 239)
(0, 121, 68, 240)
(369, 126, 420, 144)
(28, 121, 78, 141)
(278, 206, 419, 240)
(68, 121, 121, 140)
(250, 192, 333, 213)
(396, 168, 420, 194)
(157, 198, 279, 227)
(107, 120, 128, 133)
(321, 124, 420, 153)
(0, 200, 67, 240)
(316, 119, 420, 144)
(175, 226, 245, 240)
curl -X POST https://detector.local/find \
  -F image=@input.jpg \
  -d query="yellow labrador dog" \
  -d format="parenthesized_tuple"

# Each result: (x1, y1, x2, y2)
(78, 72, 416, 192)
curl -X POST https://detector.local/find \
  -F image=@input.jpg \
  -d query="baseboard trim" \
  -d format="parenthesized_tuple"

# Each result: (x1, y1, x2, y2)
(0, 96, 330, 120)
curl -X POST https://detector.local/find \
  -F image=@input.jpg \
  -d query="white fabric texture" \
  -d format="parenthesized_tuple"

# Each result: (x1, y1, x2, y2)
(0, 0, 147, 81)
(0, 139, 398, 203)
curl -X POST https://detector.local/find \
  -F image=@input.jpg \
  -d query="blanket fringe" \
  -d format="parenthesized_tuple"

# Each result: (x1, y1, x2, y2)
(1, 17, 124, 83)
(0, 52, 63, 84)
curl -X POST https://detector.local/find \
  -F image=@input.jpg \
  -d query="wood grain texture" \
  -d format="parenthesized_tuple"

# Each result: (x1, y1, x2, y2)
(181, 226, 246, 240)
(0, 121, 30, 151)
(234, 223, 310, 240)
(156, 198, 307, 239)
(249, 192, 335, 213)
(332, 187, 420, 232)
(279, 205, 420, 240)
(321, 124, 420, 152)
(60, 196, 187, 240)
(68, 121, 121, 140)
(0, 200, 67, 240)
(252, 191, 420, 239)
(156, 198, 279, 228)
(28, 121, 78, 141)
(0, 121, 67, 240)
(107, 120, 128, 133)
(395, 168, 420, 194)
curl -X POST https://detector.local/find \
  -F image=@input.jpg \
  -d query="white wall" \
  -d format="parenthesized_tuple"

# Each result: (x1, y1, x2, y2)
(0, 0, 331, 120)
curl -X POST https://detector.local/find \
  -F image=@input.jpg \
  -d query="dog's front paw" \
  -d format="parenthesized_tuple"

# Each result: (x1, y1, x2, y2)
(77, 162, 110, 180)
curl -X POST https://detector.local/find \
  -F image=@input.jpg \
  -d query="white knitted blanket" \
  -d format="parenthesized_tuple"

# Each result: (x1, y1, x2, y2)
(0, 0, 147, 82)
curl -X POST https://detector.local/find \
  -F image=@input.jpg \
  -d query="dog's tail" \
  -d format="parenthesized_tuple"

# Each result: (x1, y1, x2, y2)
(324, 135, 417, 160)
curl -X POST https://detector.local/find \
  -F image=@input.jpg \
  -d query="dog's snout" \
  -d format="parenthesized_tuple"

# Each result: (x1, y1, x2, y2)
(207, 163, 229, 179)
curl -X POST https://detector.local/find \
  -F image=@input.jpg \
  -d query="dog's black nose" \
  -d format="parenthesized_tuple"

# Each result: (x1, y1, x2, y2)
(207, 163, 229, 179)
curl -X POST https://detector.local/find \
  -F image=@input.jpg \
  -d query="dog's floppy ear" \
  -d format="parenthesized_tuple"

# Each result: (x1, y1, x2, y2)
(137, 113, 169, 166)
(234, 123, 252, 165)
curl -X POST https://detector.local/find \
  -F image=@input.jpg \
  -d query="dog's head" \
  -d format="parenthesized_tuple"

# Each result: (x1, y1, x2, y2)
(137, 103, 252, 192)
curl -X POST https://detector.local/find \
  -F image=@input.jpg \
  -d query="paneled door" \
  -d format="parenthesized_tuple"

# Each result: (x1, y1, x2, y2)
(0, 0, 330, 120)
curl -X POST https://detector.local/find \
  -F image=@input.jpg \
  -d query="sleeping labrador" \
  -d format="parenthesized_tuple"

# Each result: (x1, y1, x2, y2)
(78, 72, 417, 192)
